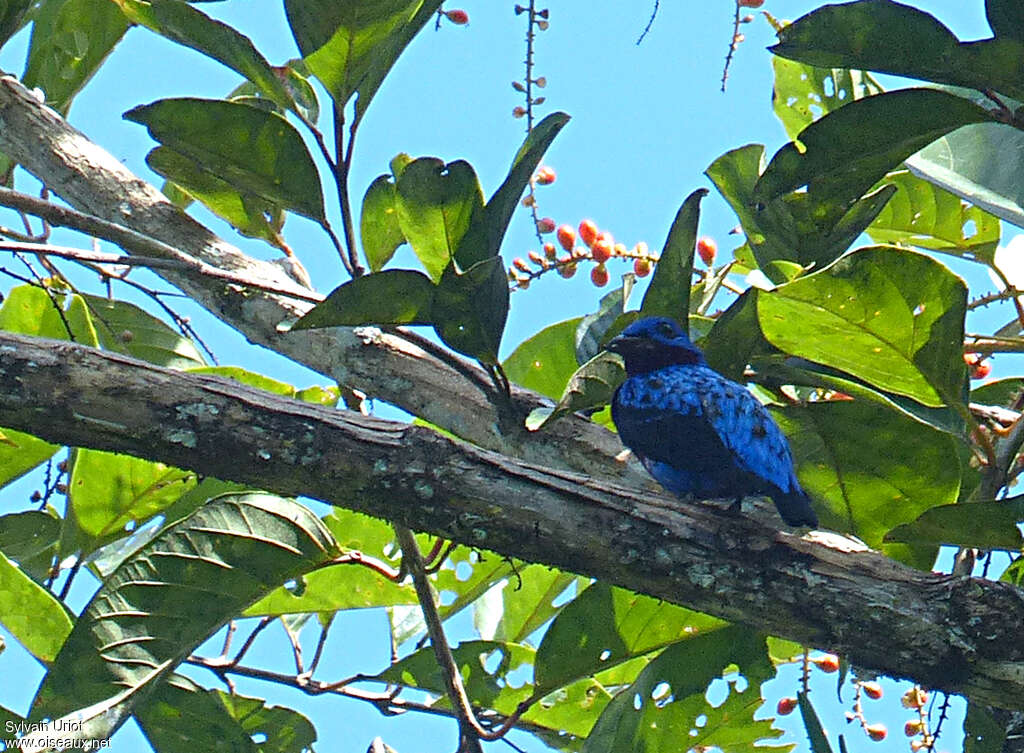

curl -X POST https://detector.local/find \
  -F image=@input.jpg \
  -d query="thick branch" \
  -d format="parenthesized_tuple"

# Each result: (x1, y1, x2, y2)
(1, 331, 1023, 710)
(0, 75, 634, 485)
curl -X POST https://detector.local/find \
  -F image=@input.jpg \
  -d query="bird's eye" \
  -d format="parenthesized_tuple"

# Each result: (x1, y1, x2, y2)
(657, 321, 677, 338)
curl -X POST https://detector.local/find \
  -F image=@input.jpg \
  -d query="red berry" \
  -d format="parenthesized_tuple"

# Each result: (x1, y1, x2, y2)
(866, 724, 887, 742)
(543, 242, 557, 260)
(592, 238, 613, 264)
(596, 230, 614, 247)
(634, 257, 652, 277)
(579, 219, 599, 247)
(861, 681, 883, 700)
(776, 697, 798, 716)
(535, 166, 556, 185)
(738, 0, 764, 7)
(537, 217, 556, 234)
(444, 9, 469, 24)
(972, 362, 992, 379)
(527, 250, 545, 267)
(813, 654, 840, 673)
(696, 236, 717, 266)
(513, 257, 530, 273)
(556, 224, 576, 252)
(591, 264, 609, 287)
(904, 720, 923, 737)
(558, 261, 576, 279)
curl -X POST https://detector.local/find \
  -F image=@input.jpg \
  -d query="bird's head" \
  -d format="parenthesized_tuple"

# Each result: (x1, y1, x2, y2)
(606, 316, 707, 375)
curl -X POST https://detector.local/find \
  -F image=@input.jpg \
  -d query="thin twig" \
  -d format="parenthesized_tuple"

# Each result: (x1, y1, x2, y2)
(721, 1, 743, 92)
(636, 0, 659, 44)
(330, 103, 364, 278)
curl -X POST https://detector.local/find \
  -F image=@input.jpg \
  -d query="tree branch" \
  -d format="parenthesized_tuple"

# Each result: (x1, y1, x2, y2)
(1, 331, 1023, 710)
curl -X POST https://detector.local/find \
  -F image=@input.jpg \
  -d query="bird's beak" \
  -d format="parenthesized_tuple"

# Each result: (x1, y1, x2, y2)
(605, 334, 648, 355)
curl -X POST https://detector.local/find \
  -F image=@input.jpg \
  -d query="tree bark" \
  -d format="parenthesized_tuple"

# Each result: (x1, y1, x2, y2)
(1, 330, 1023, 711)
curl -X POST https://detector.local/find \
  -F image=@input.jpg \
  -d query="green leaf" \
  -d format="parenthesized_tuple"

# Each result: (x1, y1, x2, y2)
(83, 294, 208, 368)
(531, 351, 625, 430)
(285, 0, 442, 120)
(361, 174, 406, 271)
(754, 89, 996, 220)
(575, 286, 634, 365)
(535, 582, 728, 692)
(460, 112, 570, 268)
(476, 567, 581, 645)
(292, 269, 436, 330)
(214, 690, 318, 753)
(136, 676, 258, 753)
(503, 317, 583, 400)
(0, 0, 31, 51)
(776, 400, 961, 558)
(581, 627, 779, 753)
(797, 691, 833, 753)
(147, 146, 285, 242)
(32, 493, 340, 725)
(64, 449, 196, 554)
(113, 0, 294, 112)
(392, 157, 485, 281)
(772, 57, 882, 141)
(965, 701, 1006, 753)
(23, 0, 129, 114)
(771, 1, 1024, 101)
(702, 289, 776, 382)
(0, 428, 57, 493)
(988, 0, 1024, 41)
(246, 508, 416, 615)
(0, 285, 95, 342)
(433, 256, 509, 364)
(884, 498, 1024, 550)
(640, 188, 707, 324)
(0, 551, 72, 663)
(124, 97, 326, 222)
(756, 247, 968, 407)
(972, 377, 1024, 407)
(0, 509, 61, 581)
(187, 366, 295, 396)
(867, 170, 1001, 262)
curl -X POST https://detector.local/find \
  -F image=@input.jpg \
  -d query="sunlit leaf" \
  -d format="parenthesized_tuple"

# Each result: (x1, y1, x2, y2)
(361, 173, 406, 272)
(0, 551, 71, 664)
(503, 317, 582, 400)
(885, 498, 1024, 550)
(292, 269, 436, 330)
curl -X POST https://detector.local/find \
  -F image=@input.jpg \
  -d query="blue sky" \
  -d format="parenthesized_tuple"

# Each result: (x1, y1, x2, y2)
(0, 2, 1015, 752)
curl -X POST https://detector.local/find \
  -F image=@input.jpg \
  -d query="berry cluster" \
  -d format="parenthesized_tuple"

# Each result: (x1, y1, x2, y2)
(900, 687, 938, 752)
(509, 212, 656, 290)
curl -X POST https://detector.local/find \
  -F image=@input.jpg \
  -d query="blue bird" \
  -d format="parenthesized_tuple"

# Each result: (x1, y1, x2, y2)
(606, 316, 818, 527)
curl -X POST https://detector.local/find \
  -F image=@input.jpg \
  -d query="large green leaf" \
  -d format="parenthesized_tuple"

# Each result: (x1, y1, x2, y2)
(988, 0, 1024, 42)
(885, 498, 1024, 550)
(503, 317, 583, 400)
(0, 284, 95, 343)
(770, 1, 1024, 101)
(474, 566, 581, 645)
(0, 551, 72, 664)
(124, 97, 326, 222)
(639, 188, 706, 324)
(772, 56, 882, 140)
(24, 0, 129, 114)
(534, 582, 727, 692)
(113, 0, 294, 112)
(754, 89, 996, 222)
(32, 493, 340, 726)
(292, 269, 436, 330)
(432, 255, 508, 364)
(392, 157, 485, 281)
(0, 509, 61, 581)
(528, 351, 625, 431)
(285, 0, 441, 120)
(776, 400, 961, 559)
(756, 247, 968, 407)
(360, 173, 406, 272)
(581, 626, 779, 753)
(82, 294, 206, 369)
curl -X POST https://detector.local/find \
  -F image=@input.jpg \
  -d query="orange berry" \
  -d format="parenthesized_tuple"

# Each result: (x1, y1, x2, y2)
(634, 257, 652, 277)
(596, 230, 614, 247)
(527, 250, 546, 267)
(901, 688, 928, 709)
(558, 261, 576, 279)
(535, 166, 556, 185)
(866, 724, 887, 742)
(556, 224, 576, 252)
(776, 697, 798, 716)
(813, 654, 840, 673)
(963, 352, 980, 366)
(592, 238, 613, 264)
(904, 720, 923, 737)
(537, 217, 556, 234)
(444, 9, 469, 24)
(861, 681, 883, 700)
(578, 219, 599, 247)
(512, 106, 527, 118)
(738, 0, 764, 6)
(513, 257, 530, 273)
(591, 263, 609, 287)
(696, 236, 717, 266)
(543, 242, 557, 260)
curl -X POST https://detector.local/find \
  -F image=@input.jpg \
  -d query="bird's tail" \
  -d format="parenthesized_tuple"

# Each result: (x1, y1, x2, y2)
(773, 490, 818, 528)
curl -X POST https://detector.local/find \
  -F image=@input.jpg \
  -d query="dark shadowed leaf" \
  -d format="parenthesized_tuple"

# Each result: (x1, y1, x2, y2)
(136, 676, 257, 753)
(32, 493, 339, 729)
(292, 269, 436, 330)
(640, 188, 706, 324)
(503, 317, 583, 400)
(392, 158, 484, 281)
(972, 377, 1024, 407)
(24, 0, 129, 114)
(754, 89, 995, 219)
(756, 247, 968, 406)
(124, 97, 326, 222)
(771, 1, 1024, 101)
(885, 498, 1024, 550)
(797, 692, 832, 753)
(0, 0, 31, 50)
(0, 509, 60, 581)
(433, 255, 508, 364)
(575, 286, 633, 366)
(776, 400, 960, 559)
(361, 174, 406, 271)
(988, 0, 1024, 41)
(964, 702, 1007, 753)
(701, 289, 777, 382)
(531, 351, 625, 430)
(113, 0, 294, 111)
